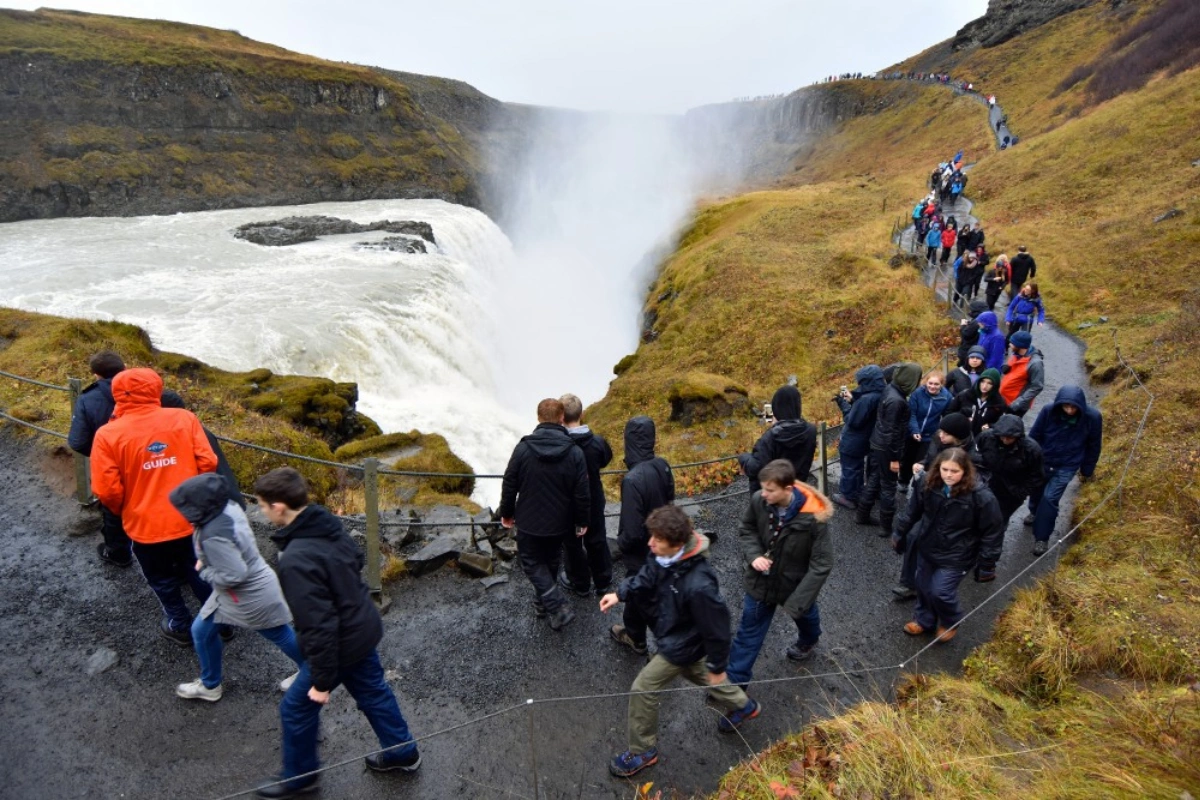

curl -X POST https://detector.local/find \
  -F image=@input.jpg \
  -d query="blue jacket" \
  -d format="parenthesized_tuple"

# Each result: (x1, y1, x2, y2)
(925, 225, 942, 248)
(835, 365, 886, 458)
(1006, 294, 1045, 325)
(976, 312, 1007, 371)
(1029, 385, 1103, 476)
(908, 386, 955, 441)
(67, 378, 116, 457)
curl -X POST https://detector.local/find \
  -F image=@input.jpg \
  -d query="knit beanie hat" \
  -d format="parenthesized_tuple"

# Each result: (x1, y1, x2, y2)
(1010, 331, 1033, 350)
(939, 412, 972, 442)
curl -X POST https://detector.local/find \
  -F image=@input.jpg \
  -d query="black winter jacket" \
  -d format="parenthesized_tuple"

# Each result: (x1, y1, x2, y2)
(271, 505, 383, 692)
(977, 414, 1045, 503)
(946, 386, 1009, 437)
(67, 378, 116, 457)
(740, 387, 817, 489)
(618, 533, 732, 672)
(870, 384, 913, 461)
(499, 423, 590, 537)
(835, 365, 886, 458)
(618, 417, 675, 557)
(567, 426, 613, 538)
(738, 484, 834, 619)
(1009, 252, 1037, 287)
(894, 483, 1005, 570)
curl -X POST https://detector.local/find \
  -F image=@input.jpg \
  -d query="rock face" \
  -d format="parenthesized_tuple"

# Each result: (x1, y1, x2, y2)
(952, 0, 1101, 50)
(0, 10, 503, 222)
(233, 215, 436, 247)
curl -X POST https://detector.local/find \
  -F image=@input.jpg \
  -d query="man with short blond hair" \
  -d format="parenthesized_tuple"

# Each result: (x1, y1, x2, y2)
(499, 398, 590, 630)
(559, 393, 614, 596)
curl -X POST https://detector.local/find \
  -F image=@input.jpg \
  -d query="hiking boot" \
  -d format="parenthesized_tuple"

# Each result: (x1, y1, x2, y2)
(97, 542, 132, 567)
(609, 748, 659, 777)
(594, 583, 613, 598)
(854, 508, 879, 527)
(877, 514, 894, 538)
(1022, 513, 1035, 526)
(832, 493, 857, 511)
(365, 747, 421, 773)
(218, 625, 236, 643)
(532, 600, 547, 618)
(891, 584, 917, 600)
(176, 679, 223, 702)
(558, 573, 592, 598)
(255, 775, 319, 799)
(548, 605, 576, 631)
(159, 618, 193, 648)
(718, 698, 761, 733)
(935, 626, 958, 643)
(609, 624, 647, 655)
(785, 641, 817, 662)
(903, 621, 927, 636)
(1032, 540, 1048, 556)
(279, 671, 300, 693)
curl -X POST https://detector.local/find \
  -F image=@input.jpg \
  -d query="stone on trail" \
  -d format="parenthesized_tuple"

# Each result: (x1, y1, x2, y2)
(456, 552, 494, 578)
(480, 574, 509, 589)
(85, 647, 118, 676)
(407, 534, 468, 575)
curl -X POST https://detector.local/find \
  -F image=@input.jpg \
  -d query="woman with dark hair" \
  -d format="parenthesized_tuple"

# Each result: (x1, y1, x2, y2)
(946, 367, 1009, 436)
(1006, 282, 1045, 335)
(891, 448, 1004, 642)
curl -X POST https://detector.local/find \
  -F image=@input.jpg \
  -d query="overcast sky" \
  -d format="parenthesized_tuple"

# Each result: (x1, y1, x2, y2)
(7, 1, 988, 112)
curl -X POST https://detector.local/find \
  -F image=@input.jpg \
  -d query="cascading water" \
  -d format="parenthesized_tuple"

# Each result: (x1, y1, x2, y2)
(0, 199, 526, 505)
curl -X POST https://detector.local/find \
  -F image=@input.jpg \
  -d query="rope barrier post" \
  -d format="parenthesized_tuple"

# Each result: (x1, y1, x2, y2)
(941, 350, 949, 377)
(67, 377, 90, 504)
(363, 457, 384, 605)
(816, 421, 828, 495)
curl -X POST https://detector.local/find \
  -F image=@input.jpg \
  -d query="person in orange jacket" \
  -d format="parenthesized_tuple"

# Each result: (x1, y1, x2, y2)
(91, 367, 221, 645)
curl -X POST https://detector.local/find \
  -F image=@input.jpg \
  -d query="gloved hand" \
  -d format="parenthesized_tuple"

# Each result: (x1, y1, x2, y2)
(974, 561, 996, 582)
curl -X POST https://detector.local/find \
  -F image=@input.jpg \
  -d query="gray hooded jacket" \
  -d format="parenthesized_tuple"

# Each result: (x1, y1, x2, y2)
(169, 473, 292, 629)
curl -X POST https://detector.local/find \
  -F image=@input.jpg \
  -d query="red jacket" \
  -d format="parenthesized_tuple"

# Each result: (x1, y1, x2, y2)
(941, 227, 957, 248)
(90, 368, 218, 544)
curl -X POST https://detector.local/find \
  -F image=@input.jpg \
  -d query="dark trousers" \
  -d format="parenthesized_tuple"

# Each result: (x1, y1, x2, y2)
(562, 523, 613, 593)
(100, 505, 132, 557)
(838, 451, 867, 502)
(899, 437, 925, 486)
(899, 524, 920, 589)
(622, 544, 649, 574)
(913, 554, 967, 630)
(517, 531, 567, 613)
(621, 595, 654, 646)
(859, 449, 899, 532)
(940, 245, 952, 264)
(280, 650, 416, 782)
(132, 536, 212, 632)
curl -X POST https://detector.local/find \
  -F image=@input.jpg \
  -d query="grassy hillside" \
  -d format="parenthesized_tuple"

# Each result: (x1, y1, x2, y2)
(0, 9, 479, 220)
(683, 2, 1200, 796)
(0, 308, 473, 508)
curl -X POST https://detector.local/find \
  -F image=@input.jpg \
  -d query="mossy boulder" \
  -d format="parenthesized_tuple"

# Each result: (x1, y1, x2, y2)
(667, 372, 750, 426)
(334, 429, 475, 502)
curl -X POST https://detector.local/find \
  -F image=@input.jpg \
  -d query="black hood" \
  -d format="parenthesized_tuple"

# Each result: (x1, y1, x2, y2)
(523, 423, 576, 462)
(770, 386, 801, 421)
(168, 472, 231, 526)
(271, 504, 343, 550)
(968, 298, 988, 318)
(992, 414, 1025, 439)
(568, 426, 595, 447)
(624, 416, 657, 468)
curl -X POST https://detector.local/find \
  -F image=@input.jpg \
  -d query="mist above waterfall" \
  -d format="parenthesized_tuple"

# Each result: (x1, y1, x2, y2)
(488, 107, 726, 416)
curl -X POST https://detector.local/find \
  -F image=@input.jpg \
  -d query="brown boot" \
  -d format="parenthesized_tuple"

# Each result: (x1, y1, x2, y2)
(935, 626, 957, 643)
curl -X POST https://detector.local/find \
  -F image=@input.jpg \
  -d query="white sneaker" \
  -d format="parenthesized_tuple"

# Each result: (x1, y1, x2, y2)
(279, 671, 300, 692)
(176, 679, 223, 702)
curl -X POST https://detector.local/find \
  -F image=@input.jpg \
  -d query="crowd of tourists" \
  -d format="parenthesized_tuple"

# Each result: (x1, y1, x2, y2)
(60, 143, 1098, 790)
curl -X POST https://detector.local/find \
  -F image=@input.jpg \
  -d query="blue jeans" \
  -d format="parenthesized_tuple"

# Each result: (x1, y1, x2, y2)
(913, 554, 966, 630)
(839, 452, 866, 501)
(192, 614, 304, 689)
(1028, 465, 1076, 543)
(279, 650, 417, 781)
(726, 594, 821, 686)
(132, 537, 211, 632)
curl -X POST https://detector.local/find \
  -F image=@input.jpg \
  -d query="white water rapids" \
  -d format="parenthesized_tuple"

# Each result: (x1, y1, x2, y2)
(0, 200, 536, 504)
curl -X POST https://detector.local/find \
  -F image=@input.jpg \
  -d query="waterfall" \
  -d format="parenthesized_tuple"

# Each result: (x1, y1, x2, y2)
(0, 199, 526, 506)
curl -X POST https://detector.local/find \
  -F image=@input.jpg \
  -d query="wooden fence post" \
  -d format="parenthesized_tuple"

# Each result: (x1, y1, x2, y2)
(363, 457, 383, 601)
(816, 422, 828, 495)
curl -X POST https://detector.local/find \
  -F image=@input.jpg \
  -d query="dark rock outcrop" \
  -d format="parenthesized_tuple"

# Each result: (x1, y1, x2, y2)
(233, 215, 435, 247)
(952, 0, 1101, 50)
(355, 236, 428, 254)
